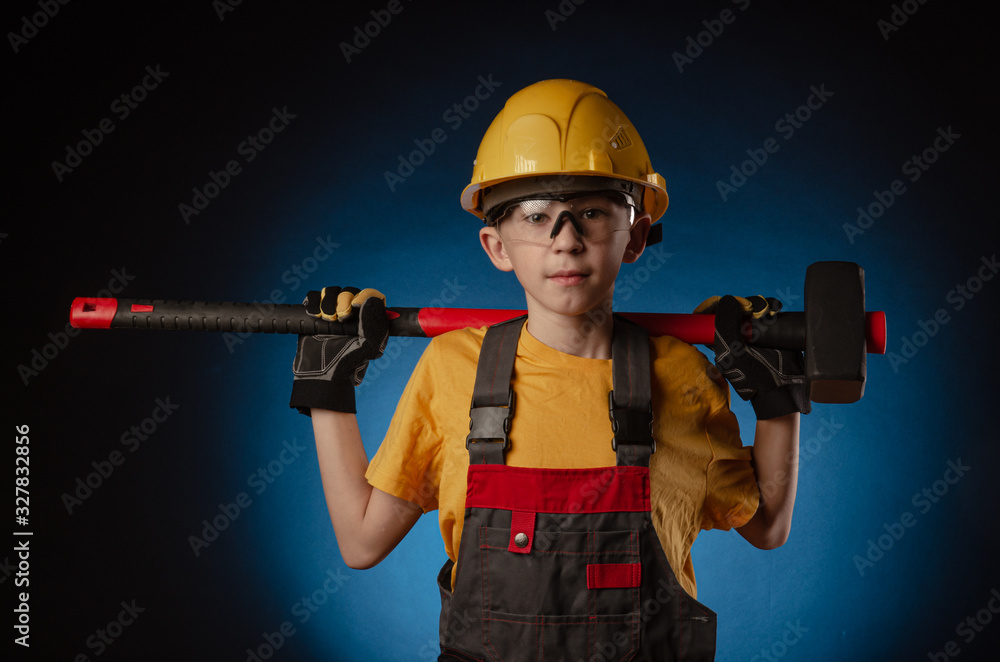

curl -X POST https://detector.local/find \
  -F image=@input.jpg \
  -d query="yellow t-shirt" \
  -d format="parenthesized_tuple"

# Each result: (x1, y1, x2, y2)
(365, 324, 759, 598)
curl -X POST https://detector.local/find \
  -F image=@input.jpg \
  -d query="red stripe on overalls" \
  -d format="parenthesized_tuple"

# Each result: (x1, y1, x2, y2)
(587, 562, 642, 589)
(465, 464, 651, 513)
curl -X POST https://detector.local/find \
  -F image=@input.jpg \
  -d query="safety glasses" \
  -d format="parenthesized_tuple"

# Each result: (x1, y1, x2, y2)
(489, 192, 637, 246)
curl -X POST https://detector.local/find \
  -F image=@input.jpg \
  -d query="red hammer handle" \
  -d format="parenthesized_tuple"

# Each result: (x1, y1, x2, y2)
(69, 298, 887, 354)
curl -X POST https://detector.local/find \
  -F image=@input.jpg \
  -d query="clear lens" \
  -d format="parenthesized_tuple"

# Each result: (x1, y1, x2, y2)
(493, 193, 636, 246)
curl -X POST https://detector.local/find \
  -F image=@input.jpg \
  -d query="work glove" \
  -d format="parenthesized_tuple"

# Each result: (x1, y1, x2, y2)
(289, 287, 389, 415)
(694, 295, 811, 419)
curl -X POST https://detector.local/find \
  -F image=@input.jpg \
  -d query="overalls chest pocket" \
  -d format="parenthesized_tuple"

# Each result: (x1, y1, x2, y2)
(474, 511, 643, 662)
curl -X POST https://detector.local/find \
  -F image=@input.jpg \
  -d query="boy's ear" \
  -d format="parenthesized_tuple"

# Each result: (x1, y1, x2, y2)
(622, 213, 652, 264)
(479, 226, 514, 272)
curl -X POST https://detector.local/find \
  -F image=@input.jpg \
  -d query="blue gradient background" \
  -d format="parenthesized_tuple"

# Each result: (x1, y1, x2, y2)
(8, 1, 999, 660)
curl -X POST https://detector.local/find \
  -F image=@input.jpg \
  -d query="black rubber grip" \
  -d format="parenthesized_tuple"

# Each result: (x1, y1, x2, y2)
(753, 312, 806, 351)
(108, 300, 426, 336)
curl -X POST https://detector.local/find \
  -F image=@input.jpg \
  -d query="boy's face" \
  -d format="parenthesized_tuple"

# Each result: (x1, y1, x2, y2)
(479, 192, 651, 318)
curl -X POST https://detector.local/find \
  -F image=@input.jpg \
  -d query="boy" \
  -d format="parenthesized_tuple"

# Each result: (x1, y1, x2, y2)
(290, 79, 808, 661)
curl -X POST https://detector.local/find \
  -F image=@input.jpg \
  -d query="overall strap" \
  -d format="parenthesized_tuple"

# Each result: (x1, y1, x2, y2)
(466, 316, 525, 465)
(609, 314, 655, 467)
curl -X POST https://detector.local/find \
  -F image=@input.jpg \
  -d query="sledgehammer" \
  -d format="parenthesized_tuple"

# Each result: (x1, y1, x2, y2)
(69, 262, 886, 403)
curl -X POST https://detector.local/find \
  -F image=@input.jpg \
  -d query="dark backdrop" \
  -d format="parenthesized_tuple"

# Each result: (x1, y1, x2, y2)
(7, 1, 999, 660)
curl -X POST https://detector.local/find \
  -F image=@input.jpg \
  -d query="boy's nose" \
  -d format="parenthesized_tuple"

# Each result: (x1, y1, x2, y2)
(549, 210, 585, 248)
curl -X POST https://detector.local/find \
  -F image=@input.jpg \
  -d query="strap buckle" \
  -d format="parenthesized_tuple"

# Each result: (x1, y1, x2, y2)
(466, 389, 516, 450)
(608, 390, 655, 453)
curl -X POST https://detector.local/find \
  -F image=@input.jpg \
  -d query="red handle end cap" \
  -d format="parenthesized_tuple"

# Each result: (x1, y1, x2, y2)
(866, 311, 887, 355)
(70, 297, 118, 329)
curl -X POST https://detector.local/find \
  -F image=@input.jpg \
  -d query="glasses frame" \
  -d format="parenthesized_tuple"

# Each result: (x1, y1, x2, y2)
(487, 191, 638, 246)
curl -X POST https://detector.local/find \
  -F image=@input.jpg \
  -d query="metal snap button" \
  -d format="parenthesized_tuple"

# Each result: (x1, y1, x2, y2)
(514, 532, 528, 548)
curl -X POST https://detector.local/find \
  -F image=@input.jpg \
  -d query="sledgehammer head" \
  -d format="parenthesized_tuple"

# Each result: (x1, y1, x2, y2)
(805, 262, 868, 403)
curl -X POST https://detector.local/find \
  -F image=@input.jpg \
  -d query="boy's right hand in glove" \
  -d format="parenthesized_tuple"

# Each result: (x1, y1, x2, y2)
(695, 294, 811, 419)
(289, 287, 389, 416)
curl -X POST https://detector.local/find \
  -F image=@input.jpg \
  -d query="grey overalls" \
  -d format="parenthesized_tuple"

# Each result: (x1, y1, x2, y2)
(437, 316, 718, 661)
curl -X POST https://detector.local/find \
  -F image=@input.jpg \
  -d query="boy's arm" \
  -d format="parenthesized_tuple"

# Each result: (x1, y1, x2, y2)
(290, 288, 421, 569)
(736, 412, 799, 550)
(697, 295, 810, 549)
(312, 409, 422, 569)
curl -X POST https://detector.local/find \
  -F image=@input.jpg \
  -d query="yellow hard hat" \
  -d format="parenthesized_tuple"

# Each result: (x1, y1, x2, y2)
(461, 79, 668, 225)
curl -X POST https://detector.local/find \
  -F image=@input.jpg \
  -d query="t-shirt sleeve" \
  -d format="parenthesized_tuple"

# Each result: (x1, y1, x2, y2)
(650, 335, 760, 532)
(701, 402, 760, 531)
(666, 341, 759, 532)
(365, 339, 447, 514)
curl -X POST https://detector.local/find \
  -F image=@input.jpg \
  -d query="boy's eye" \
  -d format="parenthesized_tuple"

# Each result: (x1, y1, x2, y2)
(501, 209, 548, 227)
(580, 208, 605, 220)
